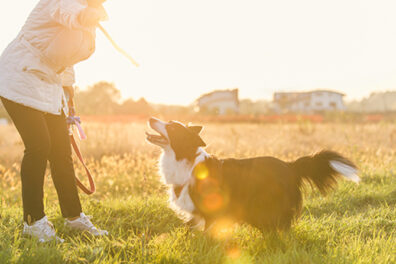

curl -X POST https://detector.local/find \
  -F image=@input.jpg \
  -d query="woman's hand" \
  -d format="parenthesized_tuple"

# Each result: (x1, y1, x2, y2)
(87, 0, 107, 8)
(78, 6, 106, 27)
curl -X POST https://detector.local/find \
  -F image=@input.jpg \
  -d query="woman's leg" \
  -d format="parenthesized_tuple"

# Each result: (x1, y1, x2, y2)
(45, 113, 82, 219)
(45, 113, 107, 236)
(0, 97, 50, 223)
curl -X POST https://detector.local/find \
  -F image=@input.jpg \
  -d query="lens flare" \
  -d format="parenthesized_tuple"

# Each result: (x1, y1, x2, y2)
(226, 247, 241, 260)
(209, 218, 234, 240)
(194, 163, 209, 180)
(203, 193, 224, 212)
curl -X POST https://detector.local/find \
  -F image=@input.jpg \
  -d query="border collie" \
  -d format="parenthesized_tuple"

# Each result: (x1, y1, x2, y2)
(146, 117, 360, 231)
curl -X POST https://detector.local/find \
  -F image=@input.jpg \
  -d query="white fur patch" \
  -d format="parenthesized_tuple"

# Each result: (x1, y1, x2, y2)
(160, 147, 210, 220)
(160, 147, 209, 185)
(193, 147, 210, 167)
(329, 160, 360, 183)
(169, 185, 195, 218)
(160, 147, 193, 185)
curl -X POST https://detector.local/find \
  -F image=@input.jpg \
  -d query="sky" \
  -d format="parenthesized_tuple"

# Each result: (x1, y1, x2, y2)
(1, 0, 396, 105)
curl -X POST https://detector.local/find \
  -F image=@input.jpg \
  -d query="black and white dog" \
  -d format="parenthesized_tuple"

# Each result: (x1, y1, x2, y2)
(146, 117, 360, 232)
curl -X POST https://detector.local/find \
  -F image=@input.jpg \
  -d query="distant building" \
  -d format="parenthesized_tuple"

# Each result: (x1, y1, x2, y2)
(347, 91, 396, 113)
(272, 90, 346, 113)
(196, 89, 239, 115)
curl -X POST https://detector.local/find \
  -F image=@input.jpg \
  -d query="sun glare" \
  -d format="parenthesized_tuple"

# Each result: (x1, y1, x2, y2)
(72, 0, 396, 105)
(209, 218, 235, 240)
(226, 247, 242, 260)
(194, 163, 209, 180)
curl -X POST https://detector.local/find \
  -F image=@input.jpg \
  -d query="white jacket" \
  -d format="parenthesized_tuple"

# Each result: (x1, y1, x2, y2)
(0, 0, 107, 115)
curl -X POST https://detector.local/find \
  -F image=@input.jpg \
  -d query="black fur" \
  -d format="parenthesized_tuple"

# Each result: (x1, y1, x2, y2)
(165, 121, 206, 162)
(147, 118, 358, 232)
(189, 151, 356, 231)
(291, 150, 357, 195)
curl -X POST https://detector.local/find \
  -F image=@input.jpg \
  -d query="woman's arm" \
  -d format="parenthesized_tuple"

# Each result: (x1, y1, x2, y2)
(61, 67, 75, 101)
(61, 67, 75, 87)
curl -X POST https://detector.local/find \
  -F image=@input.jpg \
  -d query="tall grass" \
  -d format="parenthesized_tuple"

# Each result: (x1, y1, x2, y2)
(0, 122, 395, 263)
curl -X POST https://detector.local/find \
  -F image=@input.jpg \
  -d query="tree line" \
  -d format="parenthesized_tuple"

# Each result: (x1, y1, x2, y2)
(74, 81, 154, 115)
(0, 82, 158, 118)
(1, 83, 396, 120)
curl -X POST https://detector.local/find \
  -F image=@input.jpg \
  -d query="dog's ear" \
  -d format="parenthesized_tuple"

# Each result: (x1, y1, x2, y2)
(189, 125, 206, 146)
(195, 136, 206, 147)
(188, 125, 203, 135)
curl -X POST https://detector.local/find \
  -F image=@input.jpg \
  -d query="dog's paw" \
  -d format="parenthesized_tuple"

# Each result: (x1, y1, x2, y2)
(186, 216, 205, 231)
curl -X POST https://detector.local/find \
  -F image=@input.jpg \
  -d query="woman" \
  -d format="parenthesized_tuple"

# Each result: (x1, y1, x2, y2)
(0, 0, 109, 243)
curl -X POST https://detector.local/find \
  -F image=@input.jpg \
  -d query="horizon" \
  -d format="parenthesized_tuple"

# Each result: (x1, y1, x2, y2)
(1, 1, 396, 105)
(82, 84, 396, 107)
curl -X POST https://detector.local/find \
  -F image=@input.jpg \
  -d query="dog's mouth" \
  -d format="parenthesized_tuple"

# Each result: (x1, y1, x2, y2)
(146, 118, 169, 146)
(146, 124, 168, 145)
(145, 129, 168, 145)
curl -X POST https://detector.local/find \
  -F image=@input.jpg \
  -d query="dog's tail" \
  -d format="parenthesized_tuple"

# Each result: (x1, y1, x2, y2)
(290, 150, 360, 195)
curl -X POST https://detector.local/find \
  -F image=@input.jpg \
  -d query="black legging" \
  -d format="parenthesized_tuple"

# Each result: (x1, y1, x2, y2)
(1, 97, 82, 223)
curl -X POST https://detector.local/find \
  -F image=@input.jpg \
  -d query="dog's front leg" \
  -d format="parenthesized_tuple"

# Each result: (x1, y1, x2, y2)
(186, 214, 206, 231)
(203, 217, 216, 232)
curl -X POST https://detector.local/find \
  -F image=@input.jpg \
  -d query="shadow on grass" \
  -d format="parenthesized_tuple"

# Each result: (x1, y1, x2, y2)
(304, 190, 396, 218)
(78, 197, 310, 263)
(9, 239, 65, 264)
(37, 195, 356, 263)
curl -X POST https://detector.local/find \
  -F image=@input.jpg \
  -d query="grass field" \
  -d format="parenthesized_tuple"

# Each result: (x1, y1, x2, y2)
(0, 121, 395, 263)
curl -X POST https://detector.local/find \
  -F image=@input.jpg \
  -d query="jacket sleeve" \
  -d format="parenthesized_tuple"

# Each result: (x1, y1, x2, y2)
(50, 0, 88, 29)
(60, 67, 76, 87)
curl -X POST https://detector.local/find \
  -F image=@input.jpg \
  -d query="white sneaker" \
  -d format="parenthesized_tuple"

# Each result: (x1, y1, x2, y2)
(23, 216, 64, 243)
(64, 213, 108, 236)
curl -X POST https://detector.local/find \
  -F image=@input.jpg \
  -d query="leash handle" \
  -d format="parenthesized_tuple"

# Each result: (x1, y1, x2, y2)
(67, 105, 95, 195)
(70, 134, 96, 195)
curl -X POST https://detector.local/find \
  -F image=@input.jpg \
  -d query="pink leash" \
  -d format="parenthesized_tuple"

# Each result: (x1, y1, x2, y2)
(67, 110, 95, 195)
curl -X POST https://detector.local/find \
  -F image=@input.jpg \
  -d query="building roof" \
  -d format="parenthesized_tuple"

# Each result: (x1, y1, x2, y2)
(197, 89, 239, 103)
(275, 89, 345, 97)
(273, 89, 346, 109)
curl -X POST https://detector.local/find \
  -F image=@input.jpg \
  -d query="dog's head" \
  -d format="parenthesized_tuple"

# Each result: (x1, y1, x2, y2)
(146, 117, 206, 161)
